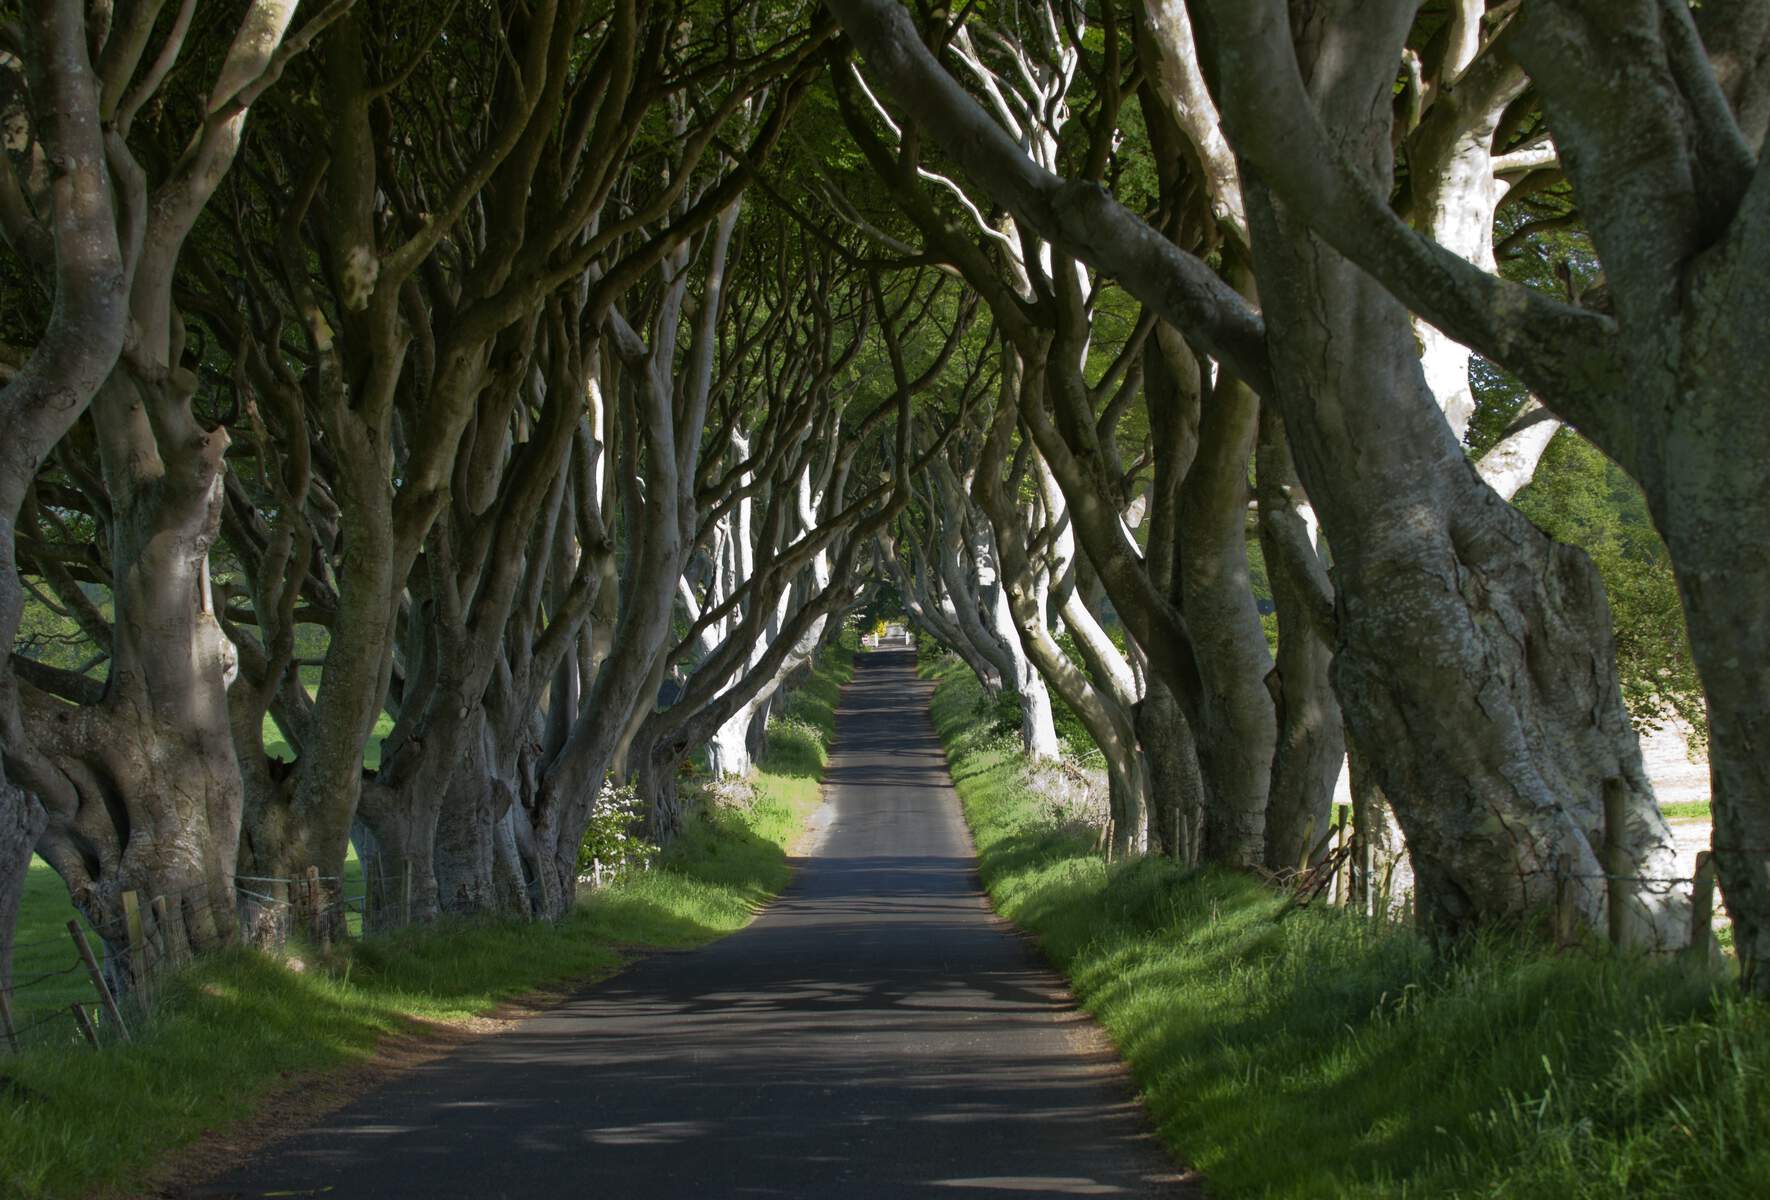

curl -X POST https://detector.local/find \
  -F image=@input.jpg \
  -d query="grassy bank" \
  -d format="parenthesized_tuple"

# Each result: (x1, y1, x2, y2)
(0, 631, 855, 1200)
(927, 655, 1768, 1199)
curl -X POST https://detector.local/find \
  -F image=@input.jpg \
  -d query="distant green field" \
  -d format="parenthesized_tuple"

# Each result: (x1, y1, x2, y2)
(260, 683, 396, 770)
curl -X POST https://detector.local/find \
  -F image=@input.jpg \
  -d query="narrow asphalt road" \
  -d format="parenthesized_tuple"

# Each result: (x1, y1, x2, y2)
(196, 649, 1190, 1198)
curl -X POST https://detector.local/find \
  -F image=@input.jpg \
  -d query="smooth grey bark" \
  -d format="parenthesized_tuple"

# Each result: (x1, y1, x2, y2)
(978, 524, 1061, 763)
(1135, 325, 1209, 861)
(0, 795, 46, 993)
(0, 0, 132, 990)
(1474, 399, 1562, 504)
(636, 543, 864, 838)
(531, 203, 741, 915)
(224, 0, 804, 915)
(638, 261, 952, 832)
(848, 12, 1242, 858)
(1223, 4, 1680, 947)
(829, 0, 1683, 945)
(1033, 444, 1154, 857)
(973, 355, 1148, 856)
(1256, 407, 1344, 872)
(831, 19, 1216, 753)
(688, 416, 851, 783)
(1398, 1, 1532, 441)
(16, 0, 329, 968)
(928, 485, 1021, 697)
(948, 475, 1060, 762)
(1135, 678, 1205, 863)
(1347, 738, 1414, 918)
(354, 319, 595, 925)
(1249, 162, 1673, 941)
(229, 4, 565, 911)
(25, 360, 245, 959)
(1511, 0, 1770, 988)
(1197, 0, 1763, 962)
(892, 543, 1001, 692)
(1179, 366, 1274, 867)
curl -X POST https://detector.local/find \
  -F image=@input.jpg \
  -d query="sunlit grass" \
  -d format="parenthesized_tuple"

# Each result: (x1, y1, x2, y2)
(927, 656, 1770, 1199)
(262, 705, 396, 769)
(1, 630, 857, 1200)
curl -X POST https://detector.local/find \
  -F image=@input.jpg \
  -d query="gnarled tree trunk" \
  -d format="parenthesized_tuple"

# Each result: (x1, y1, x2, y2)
(1256, 407, 1344, 871)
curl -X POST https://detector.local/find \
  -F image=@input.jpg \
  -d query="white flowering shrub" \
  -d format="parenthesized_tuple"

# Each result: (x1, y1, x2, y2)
(576, 778, 658, 885)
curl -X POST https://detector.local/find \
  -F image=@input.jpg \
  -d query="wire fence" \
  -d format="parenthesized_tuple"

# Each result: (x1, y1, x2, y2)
(1259, 802, 1757, 967)
(1, 859, 434, 1055)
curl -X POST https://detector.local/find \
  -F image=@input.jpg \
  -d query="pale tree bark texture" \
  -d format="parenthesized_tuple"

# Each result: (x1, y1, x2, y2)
(1212, 2, 1683, 948)
(9, 0, 336, 971)
(827, 0, 1684, 946)
(1197, 0, 1770, 973)
(1255, 407, 1343, 871)
(0, 0, 131, 989)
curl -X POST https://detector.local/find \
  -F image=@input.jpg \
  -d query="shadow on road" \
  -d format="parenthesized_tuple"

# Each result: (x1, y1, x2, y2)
(193, 649, 1195, 1199)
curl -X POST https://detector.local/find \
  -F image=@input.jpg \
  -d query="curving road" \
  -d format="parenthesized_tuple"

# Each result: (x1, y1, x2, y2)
(195, 649, 1190, 1198)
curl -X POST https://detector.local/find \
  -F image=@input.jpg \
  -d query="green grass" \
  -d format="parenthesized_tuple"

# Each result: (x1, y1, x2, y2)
(6, 859, 94, 1039)
(262, 705, 396, 769)
(0, 629, 856, 1200)
(927, 656, 1770, 1200)
(9, 843, 376, 1041)
(1659, 800, 1711, 821)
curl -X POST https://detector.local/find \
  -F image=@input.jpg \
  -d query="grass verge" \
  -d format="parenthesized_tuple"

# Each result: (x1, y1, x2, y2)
(0, 630, 855, 1200)
(927, 655, 1769, 1199)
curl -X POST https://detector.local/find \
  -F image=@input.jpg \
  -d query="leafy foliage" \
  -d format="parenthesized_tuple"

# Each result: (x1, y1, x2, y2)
(576, 780, 659, 882)
(1514, 433, 1706, 748)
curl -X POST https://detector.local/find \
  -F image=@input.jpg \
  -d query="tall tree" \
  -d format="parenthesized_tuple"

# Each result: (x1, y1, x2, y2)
(1194, 0, 1770, 983)
(0, 0, 134, 990)
(827, 0, 1685, 947)
(6, 0, 346, 972)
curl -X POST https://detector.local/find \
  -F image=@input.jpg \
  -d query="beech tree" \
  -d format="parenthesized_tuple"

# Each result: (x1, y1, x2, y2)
(0, 0, 132, 989)
(673, 225, 872, 782)
(4, 0, 344, 971)
(2, 0, 1754, 997)
(828, 0, 1686, 948)
(833, 5, 1283, 863)
(192, 3, 827, 923)
(1185, 0, 1770, 986)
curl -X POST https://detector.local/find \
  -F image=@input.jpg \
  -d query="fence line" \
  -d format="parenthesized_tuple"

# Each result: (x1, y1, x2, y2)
(1, 863, 417, 1055)
(1259, 803, 1753, 964)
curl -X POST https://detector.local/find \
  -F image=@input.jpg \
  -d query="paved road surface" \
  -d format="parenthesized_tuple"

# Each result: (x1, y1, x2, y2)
(196, 649, 1189, 1198)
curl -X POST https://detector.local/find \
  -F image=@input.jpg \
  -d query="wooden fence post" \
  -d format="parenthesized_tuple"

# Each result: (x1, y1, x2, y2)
(1602, 780, 1631, 948)
(1552, 873, 1576, 948)
(149, 895, 172, 968)
(1361, 821, 1376, 917)
(69, 1002, 99, 1048)
(1683, 851, 1718, 970)
(1331, 805, 1352, 905)
(0, 987, 19, 1053)
(307, 866, 331, 951)
(402, 861, 414, 927)
(1376, 857, 1398, 922)
(122, 891, 145, 993)
(68, 920, 129, 1043)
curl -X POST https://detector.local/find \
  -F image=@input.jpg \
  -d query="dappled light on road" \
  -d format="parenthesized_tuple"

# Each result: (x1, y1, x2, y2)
(193, 651, 1192, 1199)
